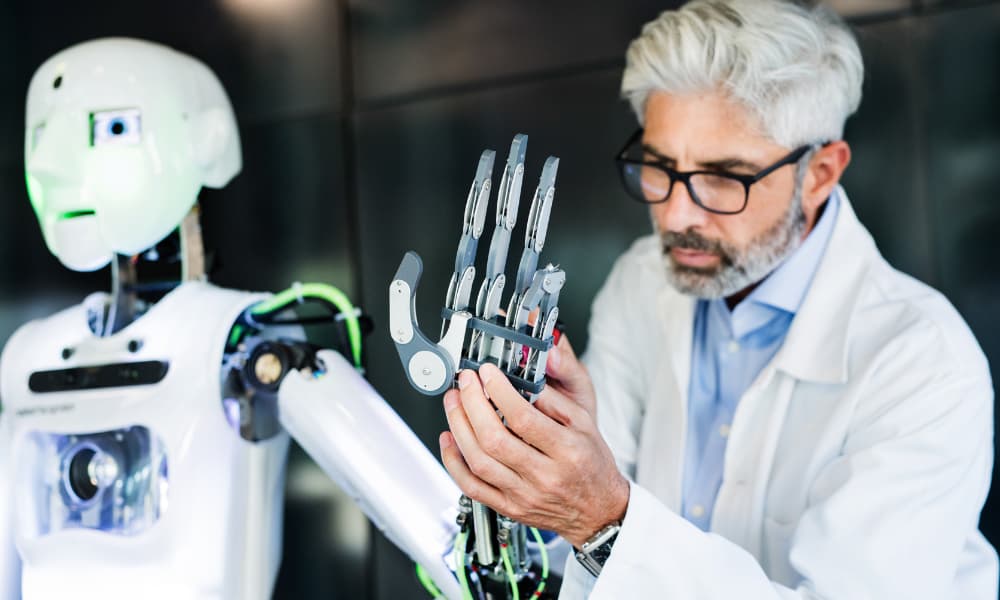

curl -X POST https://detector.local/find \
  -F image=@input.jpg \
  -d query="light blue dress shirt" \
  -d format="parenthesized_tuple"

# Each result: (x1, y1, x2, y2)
(681, 192, 840, 531)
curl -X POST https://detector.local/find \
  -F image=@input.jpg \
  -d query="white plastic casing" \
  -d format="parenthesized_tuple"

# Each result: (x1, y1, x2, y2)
(0, 282, 286, 599)
(279, 351, 463, 599)
(0, 414, 21, 597)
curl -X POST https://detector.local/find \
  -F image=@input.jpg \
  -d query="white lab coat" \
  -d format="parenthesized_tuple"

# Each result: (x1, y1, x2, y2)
(560, 189, 998, 599)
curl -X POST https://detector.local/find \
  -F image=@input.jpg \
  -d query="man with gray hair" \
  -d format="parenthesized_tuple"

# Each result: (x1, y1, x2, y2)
(438, 1, 997, 597)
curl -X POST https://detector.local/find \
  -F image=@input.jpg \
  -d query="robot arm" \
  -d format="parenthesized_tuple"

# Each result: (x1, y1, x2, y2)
(225, 288, 465, 599)
(277, 349, 463, 600)
(0, 414, 22, 598)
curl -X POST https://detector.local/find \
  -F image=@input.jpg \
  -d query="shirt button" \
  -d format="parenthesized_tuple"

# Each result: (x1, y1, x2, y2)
(727, 341, 740, 353)
(690, 505, 705, 518)
(719, 424, 731, 438)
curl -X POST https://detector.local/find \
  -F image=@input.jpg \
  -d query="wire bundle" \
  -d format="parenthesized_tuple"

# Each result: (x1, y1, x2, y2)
(417, 527, 550, 600)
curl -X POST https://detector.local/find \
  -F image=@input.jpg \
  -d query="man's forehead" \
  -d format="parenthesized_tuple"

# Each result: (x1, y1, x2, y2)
(642, 91, 782, 167)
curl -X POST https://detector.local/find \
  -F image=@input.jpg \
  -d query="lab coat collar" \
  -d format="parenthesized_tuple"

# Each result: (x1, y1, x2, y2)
(771, 186, 875, 384)
(745, 191, 840, 318)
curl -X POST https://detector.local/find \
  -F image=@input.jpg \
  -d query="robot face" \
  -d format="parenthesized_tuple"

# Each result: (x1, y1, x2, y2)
(24, 38, 242, 271)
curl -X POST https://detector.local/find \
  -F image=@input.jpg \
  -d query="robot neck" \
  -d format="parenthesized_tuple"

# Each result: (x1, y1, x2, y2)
(97, 206, 207, 336)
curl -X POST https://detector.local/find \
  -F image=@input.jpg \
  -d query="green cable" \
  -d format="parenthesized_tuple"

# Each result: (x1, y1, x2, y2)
(530, 527, 549, 597)
(499, 543, 519, 600)
(416, 531, 477, 600)
(251, 283, 362, 368)
(227, 324, 245, 348)
(453, 530, 475, 600)
(415, 563, 444, 599)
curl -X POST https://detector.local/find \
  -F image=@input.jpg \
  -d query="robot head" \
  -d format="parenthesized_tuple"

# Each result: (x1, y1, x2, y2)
(24, 38, 241, 272)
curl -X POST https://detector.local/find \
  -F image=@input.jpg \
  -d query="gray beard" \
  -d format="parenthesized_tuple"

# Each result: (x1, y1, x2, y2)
(655, 188, 808, 300)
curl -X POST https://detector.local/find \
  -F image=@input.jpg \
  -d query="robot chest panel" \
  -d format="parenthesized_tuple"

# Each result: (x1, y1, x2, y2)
(3, 283, 258, 421)
(4, 286, 255, 520)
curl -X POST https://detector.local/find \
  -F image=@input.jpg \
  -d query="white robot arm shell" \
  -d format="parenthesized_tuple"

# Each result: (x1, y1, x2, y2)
(278, 349, 463, 599)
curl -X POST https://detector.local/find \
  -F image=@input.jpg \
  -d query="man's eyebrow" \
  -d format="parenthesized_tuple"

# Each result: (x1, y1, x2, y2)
(641, 143, 673, 165)
(697, 157, 764, 173)
(641, 143, 763, 174)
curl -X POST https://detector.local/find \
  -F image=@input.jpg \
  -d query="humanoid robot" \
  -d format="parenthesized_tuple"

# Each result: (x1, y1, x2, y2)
(0, 38, 464, 599)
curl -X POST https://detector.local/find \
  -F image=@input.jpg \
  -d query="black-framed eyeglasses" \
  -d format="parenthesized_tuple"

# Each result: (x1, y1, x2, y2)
(615, 128, 816, 215)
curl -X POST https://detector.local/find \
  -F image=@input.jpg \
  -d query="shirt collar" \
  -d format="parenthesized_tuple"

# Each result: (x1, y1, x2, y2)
(744, 189, 841, 315)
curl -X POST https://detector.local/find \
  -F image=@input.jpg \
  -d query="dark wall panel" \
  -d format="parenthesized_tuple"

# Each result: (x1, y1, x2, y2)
(201, 114, 354, 295)
(917, 3, 1000, 543)
(349, 0, 671, 104)
(842, 18, 935, 284)
(0, 3, 17, 167)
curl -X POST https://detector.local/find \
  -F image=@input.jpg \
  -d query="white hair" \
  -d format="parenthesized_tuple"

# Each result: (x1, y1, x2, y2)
(622, 0, 863, 148)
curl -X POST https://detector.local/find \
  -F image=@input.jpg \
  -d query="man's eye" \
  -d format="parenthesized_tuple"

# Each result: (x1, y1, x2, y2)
(91, 109, 141, 146)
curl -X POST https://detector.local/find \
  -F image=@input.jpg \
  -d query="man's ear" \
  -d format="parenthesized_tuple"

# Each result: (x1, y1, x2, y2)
(802, 140, 851, 219)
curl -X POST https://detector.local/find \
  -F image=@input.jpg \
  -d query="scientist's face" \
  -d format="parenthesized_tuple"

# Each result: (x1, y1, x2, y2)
(642, 91, 817, 300)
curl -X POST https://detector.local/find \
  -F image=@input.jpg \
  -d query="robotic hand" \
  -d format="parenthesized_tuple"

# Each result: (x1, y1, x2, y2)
(390, 135, 565, 599)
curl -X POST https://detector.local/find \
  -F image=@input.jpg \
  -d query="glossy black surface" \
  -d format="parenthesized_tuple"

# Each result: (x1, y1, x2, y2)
(28, 361, 170, 393)
(349, 0, 668, 104)
(916, 2, 1000, 546)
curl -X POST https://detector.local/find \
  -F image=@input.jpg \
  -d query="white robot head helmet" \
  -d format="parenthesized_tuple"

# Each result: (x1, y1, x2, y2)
(24, 37, 242, 272)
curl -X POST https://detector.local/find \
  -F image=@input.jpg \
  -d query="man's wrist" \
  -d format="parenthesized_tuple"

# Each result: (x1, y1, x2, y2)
(597, 473, 630, 534)
(569, 474, 630, 548)
(610, 474, 630, 523)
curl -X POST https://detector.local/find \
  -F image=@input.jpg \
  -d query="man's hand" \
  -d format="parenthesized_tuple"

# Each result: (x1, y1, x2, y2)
(439, 336, 629, 548)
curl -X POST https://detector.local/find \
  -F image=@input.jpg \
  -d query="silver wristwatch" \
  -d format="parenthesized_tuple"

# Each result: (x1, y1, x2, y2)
(574, 522, 621, 577)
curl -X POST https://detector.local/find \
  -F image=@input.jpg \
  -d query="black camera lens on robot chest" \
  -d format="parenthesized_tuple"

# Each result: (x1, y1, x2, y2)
(67, 447, 100, 502)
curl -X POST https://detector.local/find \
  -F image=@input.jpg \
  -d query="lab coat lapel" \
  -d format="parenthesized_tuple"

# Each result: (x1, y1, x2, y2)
(651, 288, 695, 513)
(713, 369, 795, 558)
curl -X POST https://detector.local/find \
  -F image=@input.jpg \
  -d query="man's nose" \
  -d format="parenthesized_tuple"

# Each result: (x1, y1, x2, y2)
(651, 179, 709, 233)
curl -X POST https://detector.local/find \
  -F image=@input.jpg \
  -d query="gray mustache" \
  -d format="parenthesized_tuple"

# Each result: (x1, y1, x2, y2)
(659, 230, 724, 254)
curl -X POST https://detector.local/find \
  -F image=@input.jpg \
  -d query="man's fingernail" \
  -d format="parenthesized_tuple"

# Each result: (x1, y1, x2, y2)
(457, 370, 474, 390)
(439, 432, 452, 449)
(548, 344, 561, 370)
(443, 391, 458, 410)
(478, 363, 496, 385)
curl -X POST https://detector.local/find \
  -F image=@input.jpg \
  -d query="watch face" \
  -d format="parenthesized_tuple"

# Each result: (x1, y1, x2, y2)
(589, 535, 616, 565)
(576, 524, 621, 576)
